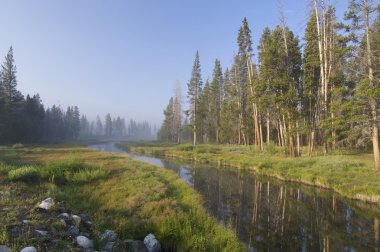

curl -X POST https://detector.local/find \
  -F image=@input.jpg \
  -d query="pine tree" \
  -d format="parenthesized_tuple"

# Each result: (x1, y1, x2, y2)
(158, 97, 174, 142)
(345, 0, 380, 170)
(105, 113, 113, 137)
(303, 12, 321, 155)
(187, 51, 203, 145)
(0, 46, 24, 142)
(210, 59, 223, 143)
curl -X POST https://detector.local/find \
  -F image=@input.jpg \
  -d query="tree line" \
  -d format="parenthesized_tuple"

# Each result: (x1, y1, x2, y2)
(0, 47, 155, 143)
(159, 0, 380, 170)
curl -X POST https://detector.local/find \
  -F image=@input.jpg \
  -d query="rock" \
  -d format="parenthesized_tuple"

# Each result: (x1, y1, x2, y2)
(125, 240, 148, 252)
(60, 219, 67, 227)
(84, 221, 93, 228)
(58, 213, 69, 219)
(35, 229, 48, 236)
(76, 236, 93, 250)
(38, 197, 54, 210)
(100, 229, 118, 241)
(78, 213, 91, 221)
(143, 234, 161, 252)
(102, 241, 114, 252)
(0, 245, 12, 252)
(22, 220, 31, 224)
(20, 247, 37, 252)
(71, 215, 81, 226)
(67, 226, 80, 237)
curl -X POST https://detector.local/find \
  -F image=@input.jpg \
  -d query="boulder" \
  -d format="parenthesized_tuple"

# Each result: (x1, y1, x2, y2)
(76, 236, 93, 250)
(20, 247, 37, 252)
(143, 234, 161, 252)
(0, 245, 12, 252)
(22, 220, 31, 225)
(38, 198, 54, 210)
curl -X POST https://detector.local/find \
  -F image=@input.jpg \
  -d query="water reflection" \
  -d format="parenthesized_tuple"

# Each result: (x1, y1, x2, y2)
(89, 143, 380, 251)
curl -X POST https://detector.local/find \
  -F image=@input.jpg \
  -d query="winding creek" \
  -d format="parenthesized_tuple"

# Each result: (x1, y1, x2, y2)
(89, 142, 380, 251)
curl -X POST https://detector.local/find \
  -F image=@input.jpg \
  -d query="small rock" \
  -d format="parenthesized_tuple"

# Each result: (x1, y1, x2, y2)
(100, 229, 118, 241)
(76, 235, 93, 250)
(35, 229, 48, 236)
(143, 234, 161, 252)
(60, 219, 67, 227)
(125, 240, 148, 252)
(102, 241, 114, 252)
(67, 226, 80, 237)
(71, 214, 81, 226)
(22, 220, 31, 224)
(0, 245, 12, 252)
(84, 221, 93, 227)
(20, 247, 37, 252)
(78, 213, 91, 221)
(58, 213, 70, 219)
(38, 197, 54, 210)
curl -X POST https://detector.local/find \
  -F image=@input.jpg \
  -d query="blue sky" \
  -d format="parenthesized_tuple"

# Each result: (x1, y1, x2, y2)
(0, 0, 348, 126)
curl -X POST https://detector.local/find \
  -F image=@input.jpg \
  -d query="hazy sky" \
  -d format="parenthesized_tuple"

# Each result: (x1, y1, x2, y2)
(0, 0, 348, 126)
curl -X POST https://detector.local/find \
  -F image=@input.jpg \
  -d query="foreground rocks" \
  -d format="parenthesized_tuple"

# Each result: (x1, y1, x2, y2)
(0, 197, 161, 252)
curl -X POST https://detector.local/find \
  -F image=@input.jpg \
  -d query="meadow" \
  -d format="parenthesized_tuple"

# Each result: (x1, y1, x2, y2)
(0, 145, 242, 251)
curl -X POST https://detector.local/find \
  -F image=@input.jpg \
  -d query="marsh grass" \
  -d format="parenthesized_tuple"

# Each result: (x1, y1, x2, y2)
(0, 146, 243, 251)
(123, 142, 380, 205)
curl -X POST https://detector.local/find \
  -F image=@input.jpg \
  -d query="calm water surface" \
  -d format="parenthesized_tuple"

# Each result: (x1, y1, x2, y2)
(89, 142, 380, 251)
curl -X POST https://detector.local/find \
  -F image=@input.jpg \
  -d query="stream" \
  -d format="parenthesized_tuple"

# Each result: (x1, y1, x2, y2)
(89, 142, 380, 251)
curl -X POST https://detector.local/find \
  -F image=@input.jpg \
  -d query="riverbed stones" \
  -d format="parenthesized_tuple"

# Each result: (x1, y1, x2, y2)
(71, 214, 81, 226)
(68, 226, 80, 237)
(38, 197, 54, 210)
(58, 213, 69, 219)
(100, 229, 118, 241)
(20, 247, 37, 252)
(76, 235, 93, 250)
(143, 234, 161, 252)
(0, 245, 12, 252)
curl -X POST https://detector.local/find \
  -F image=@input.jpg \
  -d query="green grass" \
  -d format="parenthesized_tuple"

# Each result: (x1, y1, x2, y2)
(0, 146, 243, 251)
(119, 142, 380, 205)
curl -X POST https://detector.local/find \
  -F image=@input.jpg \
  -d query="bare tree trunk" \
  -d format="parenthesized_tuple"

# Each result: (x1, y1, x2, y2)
(364, 0, 380, 171)
(267, 111, 270, 144)
(296, 121, 300, 157)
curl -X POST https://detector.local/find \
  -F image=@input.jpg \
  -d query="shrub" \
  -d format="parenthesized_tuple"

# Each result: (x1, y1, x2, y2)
(8, 166, 41, 183)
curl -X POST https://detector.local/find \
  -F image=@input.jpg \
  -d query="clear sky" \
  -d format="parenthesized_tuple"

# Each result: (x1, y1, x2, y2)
(0, 0, 348, 126)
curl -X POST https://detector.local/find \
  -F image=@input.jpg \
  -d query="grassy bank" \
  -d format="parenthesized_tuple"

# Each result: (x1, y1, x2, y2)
(0, 146, 242, 251)
(119, 142, 380, 206)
